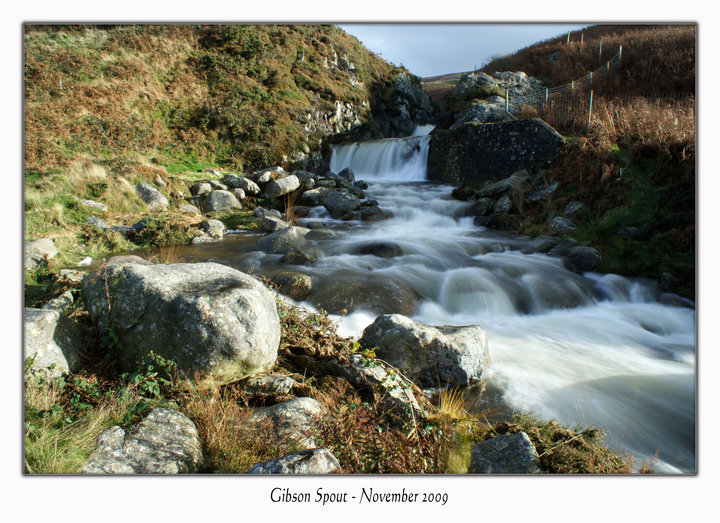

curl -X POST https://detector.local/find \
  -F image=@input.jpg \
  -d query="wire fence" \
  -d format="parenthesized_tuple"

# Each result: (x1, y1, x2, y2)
(510, 46, 623, 107)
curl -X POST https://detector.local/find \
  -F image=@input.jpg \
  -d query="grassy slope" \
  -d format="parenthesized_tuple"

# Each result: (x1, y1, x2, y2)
(25, 24, 404, 175)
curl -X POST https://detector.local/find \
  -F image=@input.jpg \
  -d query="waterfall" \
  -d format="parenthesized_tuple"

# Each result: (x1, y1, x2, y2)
(329, 127, 433, 182)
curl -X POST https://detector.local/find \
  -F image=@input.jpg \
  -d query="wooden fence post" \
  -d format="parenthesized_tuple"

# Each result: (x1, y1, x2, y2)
(586, 90, 594, 135)
(505, 88, 509, 115)
(567, 31, 570, 44)
(599, 40, 602, 63)
(580, 32, 584, 52)
(619, 45, 623, 65)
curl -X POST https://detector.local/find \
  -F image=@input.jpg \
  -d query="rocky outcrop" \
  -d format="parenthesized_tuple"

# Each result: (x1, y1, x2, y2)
(358, 314, 490, 388)
(24, 308, 83, 377)
(82, 408, 203, 474)
(468, 431, 541, 474)
(81, 262, 280, 384)
(427, 119, 565, 184)
(202, 190, 242, 212)
(373, 72, 434, 138)
(247, 448, 341, 474)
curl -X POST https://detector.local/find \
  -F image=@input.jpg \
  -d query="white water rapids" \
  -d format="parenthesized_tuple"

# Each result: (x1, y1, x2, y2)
(174, 127, 696, 473)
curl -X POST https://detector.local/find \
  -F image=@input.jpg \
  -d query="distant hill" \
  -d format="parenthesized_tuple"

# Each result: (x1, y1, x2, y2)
(422, 24, 695, 110)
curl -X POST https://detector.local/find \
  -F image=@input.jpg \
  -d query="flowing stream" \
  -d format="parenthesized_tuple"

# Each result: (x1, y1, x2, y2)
(163, 128, 696, 473)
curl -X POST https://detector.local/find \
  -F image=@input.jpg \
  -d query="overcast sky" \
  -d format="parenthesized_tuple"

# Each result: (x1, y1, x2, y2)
(340, 24, 589, 78)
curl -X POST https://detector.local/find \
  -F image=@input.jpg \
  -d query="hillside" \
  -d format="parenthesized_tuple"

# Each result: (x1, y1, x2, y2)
(24, 24, 415, 176)
(427, 24, 696, 298)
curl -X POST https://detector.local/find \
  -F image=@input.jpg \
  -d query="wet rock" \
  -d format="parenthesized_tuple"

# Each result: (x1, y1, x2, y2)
(323, 190, 361, 218)
(264, 175, 301, 199)
(135, 182, 168, 211)
(300, 187, 331, 207)
(190, 235, 219, 245)
(287, 206, 312, 219)
(547, 216, 576, 234)
(247, 448, 341, 474)
(354, 242, 403, 258)
(81, 262, 280, 383)
(468, 431, 541, 474)
(261, 215, 290, 233)
(201, 219, 226, 239)
(547, 238, 579, 257)
(249, 397, 325, 450)
(360, 206, 388, 222)
(82, 408, 203, 474)
(270, 271, 313, 300)
(311, 277, 417, 316)
(563, 246, 603, 273)
(469, 198, 495, 217)
(280, 249, 317, 265)
(24, 308, 83, 377)
(257, 226, 310, 255)
(253, 206, 282, 219)
(521, 235, 561, 254)
(337, 167, 355, 183)
(24, 238, 58, 270)
(358, 314, 489, 388)
(203, 190, 242, 212)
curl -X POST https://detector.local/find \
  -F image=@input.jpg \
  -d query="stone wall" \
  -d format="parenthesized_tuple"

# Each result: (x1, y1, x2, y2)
(427, 119, 565, 184)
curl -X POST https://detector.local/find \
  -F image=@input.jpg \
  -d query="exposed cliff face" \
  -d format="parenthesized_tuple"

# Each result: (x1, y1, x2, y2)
(24, 24, 431, 175)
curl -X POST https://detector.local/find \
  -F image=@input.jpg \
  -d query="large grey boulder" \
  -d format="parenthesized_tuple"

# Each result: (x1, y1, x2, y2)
(468, 431, 541, 474)
(135, 182, 168, 212)
(358, 314, 489, 388)
(257, 226, 311, 255)
(82, 408, 203, 474)
(202, 190, 242, 212)
(270, 272, 313, 301)
(81, 262, 280, 383)
(322, 190, 361, 218)
(264, 175, 301, 199)
(24, 238, 58, 270)
(261, 215, 290, 234)
(247, 448, 341, 474)
(237, 177, 261, 195)
(249, 397, 326, 450)
(24, 308, 83, 378)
